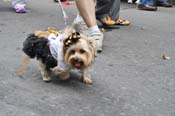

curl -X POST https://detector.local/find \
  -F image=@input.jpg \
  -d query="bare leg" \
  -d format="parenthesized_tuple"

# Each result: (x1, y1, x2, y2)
(75, 0, 96, 28)
(75, 0, 104, 52)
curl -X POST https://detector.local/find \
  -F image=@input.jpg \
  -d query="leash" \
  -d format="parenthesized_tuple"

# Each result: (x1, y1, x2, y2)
(57, 0, 68, 26)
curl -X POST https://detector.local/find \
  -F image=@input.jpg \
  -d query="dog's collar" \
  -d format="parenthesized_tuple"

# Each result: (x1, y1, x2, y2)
(63, 32, 81, 50)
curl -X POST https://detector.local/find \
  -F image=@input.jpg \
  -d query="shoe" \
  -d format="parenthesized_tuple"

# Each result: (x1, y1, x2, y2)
(15, 7, 27, 13)
(138, 4, 158, 11)
(157, 2, 173, 7)
(115, 18, 130, 26)
(14, 4, 27, 13)
(90, 32, 104, 53)
(97, 16, 120, 29)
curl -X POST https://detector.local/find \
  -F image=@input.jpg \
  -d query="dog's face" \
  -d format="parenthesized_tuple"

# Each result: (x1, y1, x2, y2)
(63, 35, 95, 70)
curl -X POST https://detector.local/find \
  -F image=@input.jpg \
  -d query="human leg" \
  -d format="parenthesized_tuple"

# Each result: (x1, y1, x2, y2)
(109, 0, 120, 21)
(95, 0, 112, 20)
(75, 0, 96, 28)
(74, 0, 104, 52)
(109, 0, 130, 26)
(96, 0, 116, 25)
(95, 0, 121, 28)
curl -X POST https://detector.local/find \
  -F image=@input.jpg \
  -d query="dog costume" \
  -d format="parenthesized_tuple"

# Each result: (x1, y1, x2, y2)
(23, 29, 81, 71)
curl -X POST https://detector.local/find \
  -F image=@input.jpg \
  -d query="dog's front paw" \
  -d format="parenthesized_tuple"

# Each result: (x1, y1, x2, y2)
(83, 77, 92, 84)
(59, 72, 70, 80)
(51, 67, 65, 75)
(18, 70, 24, 77)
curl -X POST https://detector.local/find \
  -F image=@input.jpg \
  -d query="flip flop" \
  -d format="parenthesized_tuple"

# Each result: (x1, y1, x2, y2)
(97, 16, 116, 25)
(99, 25, 120, 30)
(115, 18, 130, 26)
(97, 16, 120, 30)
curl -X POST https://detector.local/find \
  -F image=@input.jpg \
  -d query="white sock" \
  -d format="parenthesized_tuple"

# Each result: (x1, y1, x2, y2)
(75, 14, 84, 22)
(88, 25, 101, 35)
(128, 0, 133, 3)
(135, 0, 140, 4)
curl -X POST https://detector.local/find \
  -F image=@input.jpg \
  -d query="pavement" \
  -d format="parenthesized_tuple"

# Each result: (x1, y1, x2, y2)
(0, 0, 175, 116)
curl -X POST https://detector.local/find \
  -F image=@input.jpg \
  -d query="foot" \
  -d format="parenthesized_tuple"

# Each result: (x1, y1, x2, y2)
(90, 32, 104, 53)
(72, 16, 104, 52)
(138, 4, 158, 11)
(83, 76, 92, 84)
(97, 16, 120, 29)
(97, 16, 116, 26)
(157, 2, 173, 7)
(54, 0, 67, 2)
(14, 4, 27, 13)
(115, 18, 130, 26)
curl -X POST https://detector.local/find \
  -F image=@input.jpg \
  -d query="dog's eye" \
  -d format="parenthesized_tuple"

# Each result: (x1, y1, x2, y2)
(70, 50, 75, 54)
(80, 49, 85, 54)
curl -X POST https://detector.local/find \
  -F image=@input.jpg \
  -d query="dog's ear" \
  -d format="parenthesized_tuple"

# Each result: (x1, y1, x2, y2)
(62, 26, 75, 39)
(79, 34, 96, 49)
(87, 37, 96, 49)
(87, 37, 97, 57)
(72, 21, 81, 32)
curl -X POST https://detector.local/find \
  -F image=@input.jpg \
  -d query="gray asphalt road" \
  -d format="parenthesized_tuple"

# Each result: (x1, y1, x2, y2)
(0, 0, 175, 116)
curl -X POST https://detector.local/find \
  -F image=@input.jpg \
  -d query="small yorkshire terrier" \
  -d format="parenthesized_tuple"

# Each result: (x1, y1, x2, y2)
(18, 27, 96, 84)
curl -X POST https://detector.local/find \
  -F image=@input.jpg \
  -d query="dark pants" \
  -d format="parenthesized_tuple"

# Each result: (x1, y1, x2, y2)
(96, 0, 120, 20)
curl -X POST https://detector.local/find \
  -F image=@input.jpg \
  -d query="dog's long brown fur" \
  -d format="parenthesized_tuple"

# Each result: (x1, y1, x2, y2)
(18, 29, 55, 77)
(18, 27, 95, 84)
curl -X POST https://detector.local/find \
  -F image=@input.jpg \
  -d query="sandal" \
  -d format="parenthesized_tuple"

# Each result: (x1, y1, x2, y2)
(97, 16, 120, 29)
(103, 16, 116, 26)
(115, 18, 130, 26)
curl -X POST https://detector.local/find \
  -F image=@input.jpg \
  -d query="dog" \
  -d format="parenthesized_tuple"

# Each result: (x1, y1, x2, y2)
(18, 27, 96, 84)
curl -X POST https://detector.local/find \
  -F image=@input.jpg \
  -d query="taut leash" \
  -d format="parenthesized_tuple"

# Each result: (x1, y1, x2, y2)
(57, 0, 68, 26)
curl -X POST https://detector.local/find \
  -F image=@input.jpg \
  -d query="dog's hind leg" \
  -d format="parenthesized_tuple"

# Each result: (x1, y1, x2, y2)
(39, 61, 51, 82)
(18, 55, 31, 77)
